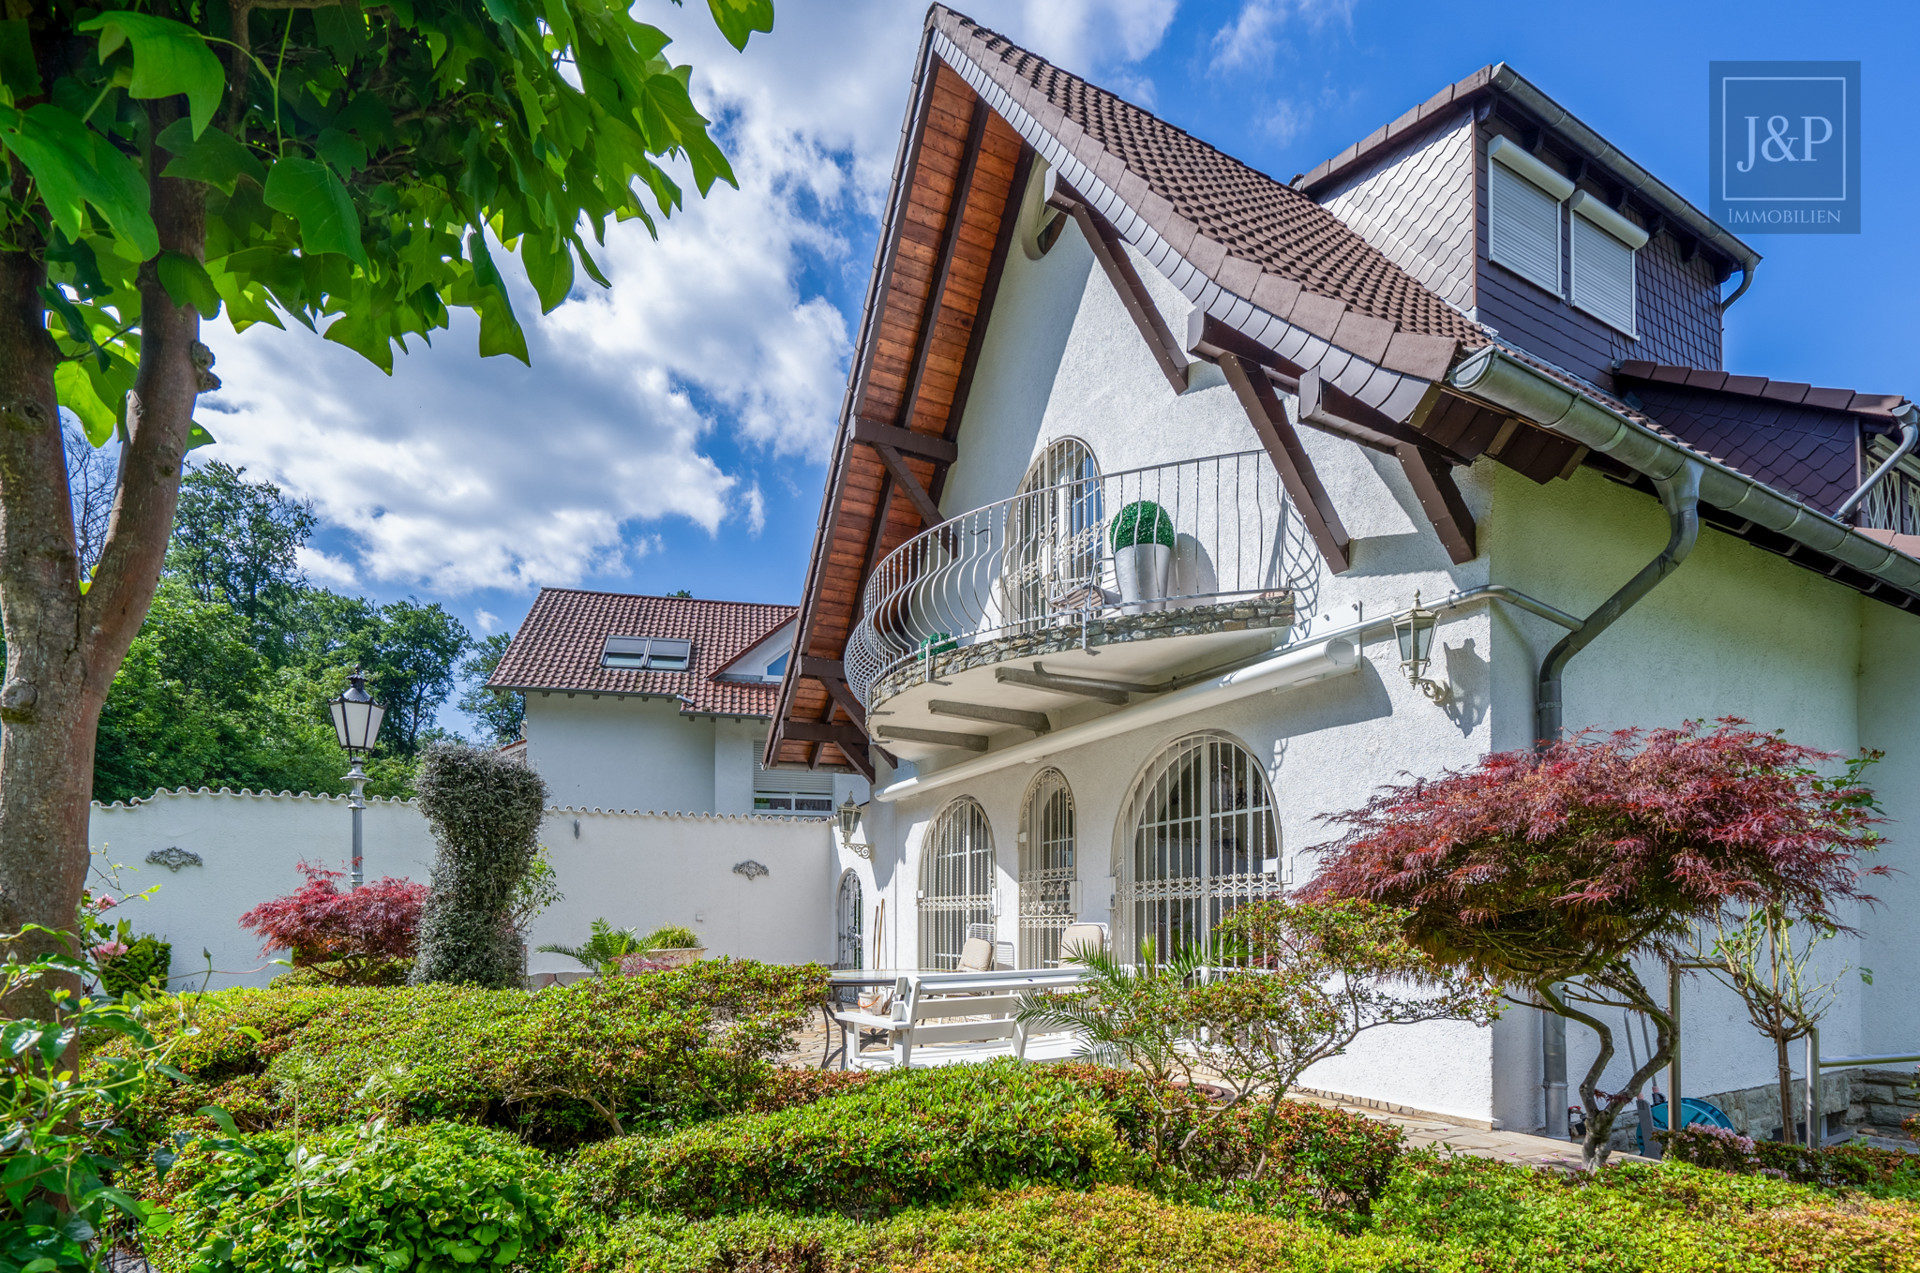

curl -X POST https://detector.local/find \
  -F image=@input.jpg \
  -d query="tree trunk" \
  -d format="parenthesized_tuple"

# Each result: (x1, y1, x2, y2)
(0, 122, 206, 1018)
(0, 246, 93, 1015)
(1777, 1034, 1797, 1145)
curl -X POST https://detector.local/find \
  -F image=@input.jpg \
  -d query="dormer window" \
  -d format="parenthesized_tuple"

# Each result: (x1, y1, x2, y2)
(600, 636, 693, 671)
(1487, 136, 1574, 297)
(1569, 192, 1647, 337)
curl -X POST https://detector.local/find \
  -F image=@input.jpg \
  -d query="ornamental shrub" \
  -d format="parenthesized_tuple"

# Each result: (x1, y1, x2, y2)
(1660, 1123, 1920, 1198)
(641, 924, 701, 950)
(1108, 499, 1175, 550)
(119, 959, 825, 1149)
(150, 1120, 561, 1273)
(238, 862, 427, 985)
(412, 742, 550, 988)
(565, 1060, 1135, 1218)
(99, 936, 172, 997)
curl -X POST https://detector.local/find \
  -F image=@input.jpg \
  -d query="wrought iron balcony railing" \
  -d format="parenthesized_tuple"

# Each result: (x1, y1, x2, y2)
(845, 451, 1317, 708)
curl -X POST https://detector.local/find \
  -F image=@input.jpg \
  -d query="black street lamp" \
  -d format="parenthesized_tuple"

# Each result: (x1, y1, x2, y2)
(328, 669, 387, 888)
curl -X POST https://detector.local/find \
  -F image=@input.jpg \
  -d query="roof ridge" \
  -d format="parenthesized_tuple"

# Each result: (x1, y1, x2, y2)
(533, 585, 797, 610)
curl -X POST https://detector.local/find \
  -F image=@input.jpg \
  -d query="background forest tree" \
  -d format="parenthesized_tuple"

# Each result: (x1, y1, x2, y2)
(89, 461, 486, 803)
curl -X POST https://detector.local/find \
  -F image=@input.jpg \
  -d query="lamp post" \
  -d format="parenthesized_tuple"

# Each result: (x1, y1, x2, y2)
(328, 669, 387, 889)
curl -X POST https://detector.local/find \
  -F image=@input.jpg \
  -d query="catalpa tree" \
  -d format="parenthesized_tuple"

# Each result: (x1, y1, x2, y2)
(0, 0, 771, 1005)
(1304, 720, 1882, 1170)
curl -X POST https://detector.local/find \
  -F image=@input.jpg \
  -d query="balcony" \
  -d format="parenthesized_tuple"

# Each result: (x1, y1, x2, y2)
(845, 451, 1318, 760)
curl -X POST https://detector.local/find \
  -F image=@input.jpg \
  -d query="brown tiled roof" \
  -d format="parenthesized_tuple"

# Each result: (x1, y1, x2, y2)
(1616, 361, 1905, 419)
(490, 589, 795, 718)
(931, 6, 1482, 394)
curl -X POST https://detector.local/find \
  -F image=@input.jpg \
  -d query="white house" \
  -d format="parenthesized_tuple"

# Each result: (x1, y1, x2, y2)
(767, 8, 1920, 1140)
(491, 588, 868, 816)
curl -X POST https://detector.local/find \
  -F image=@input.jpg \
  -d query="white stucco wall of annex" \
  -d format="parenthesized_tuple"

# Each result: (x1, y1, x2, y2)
(1486, 460, 1920, 1130)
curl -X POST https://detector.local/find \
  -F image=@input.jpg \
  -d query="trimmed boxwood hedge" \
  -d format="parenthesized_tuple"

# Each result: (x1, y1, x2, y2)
(116, 958, 825, 1148)
(151, 1120, 561, 1273)
(564, 1061, 1135, 1218)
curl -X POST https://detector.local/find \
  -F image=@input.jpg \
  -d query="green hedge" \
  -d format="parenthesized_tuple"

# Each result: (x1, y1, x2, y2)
(565, 1061, 1134, 1218)
(151, 1121, 561, 1273)
(1660, 1123, 1920, 1199)
(118, 958, 825, 1148)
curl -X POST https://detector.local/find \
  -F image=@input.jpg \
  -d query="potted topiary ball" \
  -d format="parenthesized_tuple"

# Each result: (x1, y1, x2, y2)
(1109, 499, 1175, 613)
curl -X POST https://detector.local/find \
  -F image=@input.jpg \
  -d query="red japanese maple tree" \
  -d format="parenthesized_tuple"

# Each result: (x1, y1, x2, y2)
(1304, 719, 1882, 1169)
(239, 863, 428, 985)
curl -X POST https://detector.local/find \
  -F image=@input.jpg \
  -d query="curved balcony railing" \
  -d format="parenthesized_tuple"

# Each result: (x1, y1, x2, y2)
(845, 450, 1319, 707)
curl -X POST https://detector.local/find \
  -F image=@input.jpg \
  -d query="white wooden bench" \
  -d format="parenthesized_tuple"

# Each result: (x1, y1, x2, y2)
(832, 966, 1088, 1070)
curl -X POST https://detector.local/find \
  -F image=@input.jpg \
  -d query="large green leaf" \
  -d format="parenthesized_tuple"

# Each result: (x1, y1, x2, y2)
(54, 360, 117, 446)
(77, 12, 224, 139)
(705, 0, 773, 51)
(262, 158, 367, 266)
(0, 18, 42, 103)
(157, 251, 222, 319)
(157, 119, 266, 194)
(0, 104, 159, 258)
(466, 231, 527, 364)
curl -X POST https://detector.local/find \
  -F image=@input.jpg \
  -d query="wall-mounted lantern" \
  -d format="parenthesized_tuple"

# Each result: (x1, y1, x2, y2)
(1393, 592, 1447, 701)
(836, 795, 870, 859)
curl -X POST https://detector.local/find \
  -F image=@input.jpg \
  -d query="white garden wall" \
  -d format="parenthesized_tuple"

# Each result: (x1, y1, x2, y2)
(87, 788, 838, 991)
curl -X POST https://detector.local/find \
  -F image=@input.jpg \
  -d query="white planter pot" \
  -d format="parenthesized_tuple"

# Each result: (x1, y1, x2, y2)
(1113, 543, 1171, 614)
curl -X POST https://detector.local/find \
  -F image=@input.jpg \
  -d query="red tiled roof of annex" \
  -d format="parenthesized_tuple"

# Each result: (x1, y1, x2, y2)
(489, 588, 796, 718)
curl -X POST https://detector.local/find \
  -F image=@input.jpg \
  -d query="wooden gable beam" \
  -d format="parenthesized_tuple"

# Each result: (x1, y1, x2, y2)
(1396, 444, 1478, 564)
(1051, 180, 1190, 394)
(1220, 352, 1351, 573)
(869, 441, 944, 529)
(897, 99, 989, 435)
(854, 418, 958, 464)
(800, 655, 868, 731)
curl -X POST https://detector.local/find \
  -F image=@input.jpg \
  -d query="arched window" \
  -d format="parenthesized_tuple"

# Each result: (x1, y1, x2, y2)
(1117, 733, 1281, 960)
(918, 798, 995, 970)
(835, 870, 863, 970)
(1007, 438, 1102, 625)
(1019, 769, 1077, 968)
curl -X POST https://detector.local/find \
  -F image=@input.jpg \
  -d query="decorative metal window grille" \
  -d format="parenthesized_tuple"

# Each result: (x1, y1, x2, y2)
(1006, 439, 1103, 624)
(835, 870, 863, 971)
(918, 798, 995, 970)
(1856, 440, 1920, 537)
(1117, 734, 1282, 962)
(1018, 768, 1076, 969)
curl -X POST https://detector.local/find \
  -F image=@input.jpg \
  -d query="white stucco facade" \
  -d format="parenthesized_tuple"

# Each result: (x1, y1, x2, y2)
(834, 196, 1920, 1134)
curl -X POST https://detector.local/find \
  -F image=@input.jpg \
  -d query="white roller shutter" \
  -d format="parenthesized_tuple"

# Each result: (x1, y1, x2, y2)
(1488, 159, 1563, 295)
(1569, 192, 1646, 338)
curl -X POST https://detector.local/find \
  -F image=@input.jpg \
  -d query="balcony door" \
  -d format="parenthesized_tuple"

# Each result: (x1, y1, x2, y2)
(1018, 768, 1076, 968)
(918, 798, 995, 970)
(1117, 733, 1282, 961)
(1006, 438, 1102, 627)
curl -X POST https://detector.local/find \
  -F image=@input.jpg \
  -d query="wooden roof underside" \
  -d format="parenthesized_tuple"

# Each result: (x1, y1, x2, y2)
(766, 62, 1029, 775)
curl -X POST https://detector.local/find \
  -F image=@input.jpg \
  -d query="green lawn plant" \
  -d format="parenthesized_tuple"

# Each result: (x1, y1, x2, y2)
(539, 917, 646, 973)
(0, 0, 773, 1016)
(641, 924, 701, 952)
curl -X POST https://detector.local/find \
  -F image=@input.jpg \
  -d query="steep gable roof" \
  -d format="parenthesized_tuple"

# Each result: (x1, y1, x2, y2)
(491, 589, 795, 718)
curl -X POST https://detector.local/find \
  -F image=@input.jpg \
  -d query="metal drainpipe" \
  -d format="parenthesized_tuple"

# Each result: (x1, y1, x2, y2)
(1535, 459, 1704, 1139)
(1835, 403, 1920, 523)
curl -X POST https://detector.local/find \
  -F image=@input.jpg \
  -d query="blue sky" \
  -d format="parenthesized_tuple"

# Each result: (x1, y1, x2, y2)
(195, 0, 1920, 727)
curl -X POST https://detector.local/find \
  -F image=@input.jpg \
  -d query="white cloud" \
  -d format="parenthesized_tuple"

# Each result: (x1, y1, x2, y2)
(1209, 0, 1357, 73)
(295, 545, 359, 590)
(197, 1, 1180, 597)
(475, 609, 500, 634)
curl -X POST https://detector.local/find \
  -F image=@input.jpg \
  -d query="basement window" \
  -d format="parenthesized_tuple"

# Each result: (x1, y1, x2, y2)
(1487, 136, 1574, 297)
(1569, 191, 1648, 338)
(600, 636, 693, 671)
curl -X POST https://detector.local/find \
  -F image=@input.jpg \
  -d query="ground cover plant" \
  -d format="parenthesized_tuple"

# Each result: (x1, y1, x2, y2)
(40, 954, 1920, 1273)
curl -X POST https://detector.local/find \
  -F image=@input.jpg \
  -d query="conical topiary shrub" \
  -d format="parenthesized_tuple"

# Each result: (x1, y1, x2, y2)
(411, 743, 550, 989)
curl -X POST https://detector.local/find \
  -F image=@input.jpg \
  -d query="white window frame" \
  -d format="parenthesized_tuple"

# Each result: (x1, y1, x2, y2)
(1568, 191, 1648, 339)
(918, 797, 995, 970)
(1018, 768, 1077, 969)
(1487, 135, 1574, 298)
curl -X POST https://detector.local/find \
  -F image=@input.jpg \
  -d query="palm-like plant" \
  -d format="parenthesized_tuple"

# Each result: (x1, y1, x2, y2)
(535, 918, 643, 972)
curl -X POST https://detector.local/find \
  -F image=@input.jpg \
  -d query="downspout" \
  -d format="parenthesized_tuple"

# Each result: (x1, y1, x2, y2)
(1718, 263, 1757, 312)
(1835, 402, 1920, 523)
(1531, 459, 1701, 1140)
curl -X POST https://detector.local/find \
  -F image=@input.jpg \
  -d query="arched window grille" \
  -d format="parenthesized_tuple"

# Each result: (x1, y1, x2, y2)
(835, 870, 863, 970)
(1116, 733, 1282, 961)
(1018, 768, 1076, 968)
(918, 798, 995, 970)
(1007, 438, 1103, 625)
